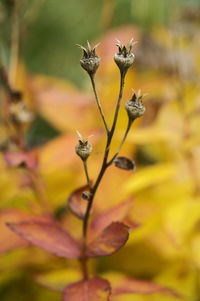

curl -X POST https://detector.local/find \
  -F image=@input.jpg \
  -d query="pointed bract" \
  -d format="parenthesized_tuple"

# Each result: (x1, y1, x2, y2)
(78, 41, 101, 75)
(114, 38, 136, 73)
(125, 89, 146, 121)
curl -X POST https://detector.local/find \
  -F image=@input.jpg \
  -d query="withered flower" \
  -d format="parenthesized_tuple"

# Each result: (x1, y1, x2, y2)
(114, 38, 137, 74)
(125, 89, 146, 121)
(77, 41, 100, 76)
(75, 131, 93, 161)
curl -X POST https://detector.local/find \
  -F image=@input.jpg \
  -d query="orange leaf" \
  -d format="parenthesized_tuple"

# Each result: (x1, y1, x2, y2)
(68, 184, 90, 219)
(7, 220, 81, 258)
(112, 277, 180, 297)
(0, 210, 29, 254)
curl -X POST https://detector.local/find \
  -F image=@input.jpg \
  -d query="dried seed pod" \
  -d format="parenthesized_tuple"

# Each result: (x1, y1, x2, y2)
(75, 131, 93, 161)
(113, 156, 136, 171)
(114, 38, 137, 73)
(78, 41, 100, 76)
(125, 89, 146, 121)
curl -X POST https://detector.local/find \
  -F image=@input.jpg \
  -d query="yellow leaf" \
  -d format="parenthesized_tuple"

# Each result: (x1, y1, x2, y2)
(123, 163, 177, 193)
(35, 268, 81, 292)
(164, 197, 200, 247)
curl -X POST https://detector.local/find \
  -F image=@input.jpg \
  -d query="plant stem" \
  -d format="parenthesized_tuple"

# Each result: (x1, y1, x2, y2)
(80, 70, 126, 280)
(83, 159, 92, 190)
(110, 70, 125, 136)
(9, 0, 20, 87)
(80, 251, 89, 280)
(83, 70, 126, 238)
(107, 118, 132, 167)
(89, 74, 109, 134)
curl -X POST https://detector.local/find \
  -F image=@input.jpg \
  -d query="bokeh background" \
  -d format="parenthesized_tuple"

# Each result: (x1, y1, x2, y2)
(0, 0, 200, 300)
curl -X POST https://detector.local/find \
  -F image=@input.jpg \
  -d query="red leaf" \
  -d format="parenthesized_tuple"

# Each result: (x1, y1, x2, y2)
(63, 277, 111, 301)
(86, 222, 129, 257)
(89, 200, 133, 239)
(0, 210, 29, 254)
(68, 185, 90, 219)
(112, 277, 180, 297)
(3, 150, 38, 170)
(0, 210, 52, 254)
(7, 221, 81, 258)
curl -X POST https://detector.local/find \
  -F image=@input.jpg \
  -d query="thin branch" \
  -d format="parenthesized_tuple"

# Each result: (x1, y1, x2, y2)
(80, 250, 89, 280)
(83, 70, 126, 238)
(107, 118, 132, 167)
(83, 160, 92, 190)
(89, 74, 109, 134)
(110, 70, 125, 136)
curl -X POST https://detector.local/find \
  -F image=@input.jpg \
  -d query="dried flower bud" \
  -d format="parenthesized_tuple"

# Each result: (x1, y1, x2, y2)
(114, 38, 136, 74)
(125, 89, 146, 121)
(75, 131, 93, 161)
(10, 101, 35, 124)
(77, 41, 100, 76)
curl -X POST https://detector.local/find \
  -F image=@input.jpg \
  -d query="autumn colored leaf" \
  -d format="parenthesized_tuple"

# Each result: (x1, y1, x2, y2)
(63, 277, 111, 301)
(30, 75, 95, 132)
(0, 210, 29, 254)
(35, 268, 81, 292)
(89, 200, 133, 239)
(3, 150, 38, 170)
(86, 222, 129, 257)
(6, 221, 81, 258)
(112, 277, 180, 297)
(113, 156, 135, 171)
(123, 163, 177, 193)
(68, 184, 90, 219)
(0, 210, 52, 254)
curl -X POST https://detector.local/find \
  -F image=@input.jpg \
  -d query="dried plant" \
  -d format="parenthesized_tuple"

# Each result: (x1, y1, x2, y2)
(0, 8, 179, 297)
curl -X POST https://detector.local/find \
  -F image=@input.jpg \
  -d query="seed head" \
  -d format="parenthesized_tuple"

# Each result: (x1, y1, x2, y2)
(77, 41, 101, 76)
(75, 131, 93, 161)
(125, 89, 146, 121)
(114, 38, 137, 74)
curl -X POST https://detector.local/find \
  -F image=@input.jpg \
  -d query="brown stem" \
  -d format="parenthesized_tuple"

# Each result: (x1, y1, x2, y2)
(83, 159, 92, 190)
(80, 70, 127, 280)
(80, 250, 89, 280)
(82, 70, 126, 240)
(107, 118, 132, 167)
(89, 74, 109, 134)
(110, 70, 125, 136)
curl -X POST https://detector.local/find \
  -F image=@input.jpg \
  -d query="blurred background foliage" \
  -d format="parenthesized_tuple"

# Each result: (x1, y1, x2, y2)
(0, 0, 200, 300)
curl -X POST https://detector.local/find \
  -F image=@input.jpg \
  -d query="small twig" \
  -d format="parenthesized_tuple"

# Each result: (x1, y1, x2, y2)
(89, 74, 109, 134)
(80, 251, 89, 280)
(83, 160, 92, 190)
(110, 70, 125, 136)
(107, 118, 132, 167)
